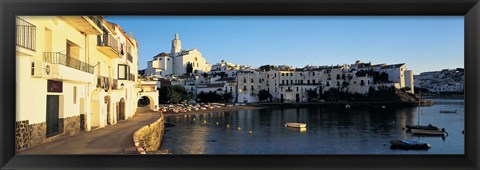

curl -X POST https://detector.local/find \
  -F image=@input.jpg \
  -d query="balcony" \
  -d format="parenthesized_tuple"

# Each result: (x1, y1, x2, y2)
(44, 52, 94, 74)
(43, 52, 95, 82)
(16, 17, 36, 55)
(97, 34, 122, 58)
(61, 16, 102, 35)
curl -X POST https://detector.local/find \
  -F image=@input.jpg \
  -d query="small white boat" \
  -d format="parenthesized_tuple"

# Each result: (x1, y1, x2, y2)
(411, 128, 448, 136)
(439, 109, 457, 113)
(285, 123, 307, 128)
(345, 104, 351, 109)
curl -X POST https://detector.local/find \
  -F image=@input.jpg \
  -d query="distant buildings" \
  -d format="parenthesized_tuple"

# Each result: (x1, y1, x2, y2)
(414, 68, 464, 93)
(139, 34, 417, 103)
(236, 61, 414, 103)
(145, 33, 211, 77)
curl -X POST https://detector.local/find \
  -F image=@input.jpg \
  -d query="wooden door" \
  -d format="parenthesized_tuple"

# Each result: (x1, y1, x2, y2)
(46, 95, 59, 136)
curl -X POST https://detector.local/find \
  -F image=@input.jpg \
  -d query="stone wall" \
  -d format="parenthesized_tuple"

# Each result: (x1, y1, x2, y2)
(16, 120, 32, 150)
(133, 114, 165, 154)
(15, 115, 84, 152)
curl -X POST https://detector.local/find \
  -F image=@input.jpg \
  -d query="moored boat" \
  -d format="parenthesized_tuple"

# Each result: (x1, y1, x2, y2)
(410, 128, 448, 136)
(439, 109, 457, 113)
(405, 124, 439, 131)
(285, 123, 307, 128)
(390, 140, 431, 150)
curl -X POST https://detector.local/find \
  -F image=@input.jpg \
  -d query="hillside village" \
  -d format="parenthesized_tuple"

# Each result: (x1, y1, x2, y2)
(414, 68, 465, 94)
(140, 33, 425, 104)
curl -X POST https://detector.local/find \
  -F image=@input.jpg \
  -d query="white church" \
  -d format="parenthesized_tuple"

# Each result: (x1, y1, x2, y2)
(145, 33, 211, 76)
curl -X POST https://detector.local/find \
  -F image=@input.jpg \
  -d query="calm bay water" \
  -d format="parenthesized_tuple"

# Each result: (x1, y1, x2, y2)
(160, 99, 464, 154)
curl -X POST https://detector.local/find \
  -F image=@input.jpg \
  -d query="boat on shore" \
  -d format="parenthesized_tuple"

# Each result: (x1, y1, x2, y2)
(439, 109, 457, 113)
(410, 128, 448, 136)
(285, 123, 307, 128)
(390, 140, 431, 150)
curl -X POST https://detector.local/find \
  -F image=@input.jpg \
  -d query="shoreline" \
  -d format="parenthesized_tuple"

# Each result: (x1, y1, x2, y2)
(161, 100, 442, 117)
(162, 105, 265, 117)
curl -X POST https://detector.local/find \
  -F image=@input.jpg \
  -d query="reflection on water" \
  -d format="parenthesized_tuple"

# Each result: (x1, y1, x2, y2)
(160, 99, 464, 154)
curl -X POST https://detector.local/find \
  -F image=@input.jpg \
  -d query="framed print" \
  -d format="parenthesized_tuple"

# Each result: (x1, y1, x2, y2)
(1, 0, 479, 169)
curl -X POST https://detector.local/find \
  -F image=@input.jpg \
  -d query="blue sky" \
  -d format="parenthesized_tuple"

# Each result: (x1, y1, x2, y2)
(107, 16, 464, 74)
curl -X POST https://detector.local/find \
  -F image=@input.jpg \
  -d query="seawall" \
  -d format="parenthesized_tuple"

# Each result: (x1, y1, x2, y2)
(133, 112, 165, 154)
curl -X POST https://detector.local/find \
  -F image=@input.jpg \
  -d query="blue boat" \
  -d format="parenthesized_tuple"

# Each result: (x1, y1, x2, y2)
(390, 140, 431, 150)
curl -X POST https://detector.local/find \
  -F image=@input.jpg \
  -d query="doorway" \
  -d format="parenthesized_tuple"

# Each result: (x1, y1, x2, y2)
(118, 98, 125, 121)
(46, 95, 60, 137)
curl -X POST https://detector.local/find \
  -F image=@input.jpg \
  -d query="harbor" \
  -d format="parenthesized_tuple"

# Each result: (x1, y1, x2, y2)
(160, 98, 464, 154)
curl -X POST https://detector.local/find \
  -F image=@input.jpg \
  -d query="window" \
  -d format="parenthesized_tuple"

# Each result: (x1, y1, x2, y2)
(290, 80, 293, 84)
(73, 86, 77, 104)
(307, 80, 310, 85)
(160, 58, 162, 60)
(297, 87, 299, 91)
(282, 73, 284, 76)
(313, 80, 316, 84)
(313, 72, 315, 76)
(31, 62, 35, 76)
(282, 80, 285, 84)
(251, 85, 254, 91)
(118, 64, 130, 80)
(197, 63, 199, 67)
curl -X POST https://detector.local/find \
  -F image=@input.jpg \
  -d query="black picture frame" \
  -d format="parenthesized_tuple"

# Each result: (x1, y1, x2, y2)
(1, 0, 479, 169)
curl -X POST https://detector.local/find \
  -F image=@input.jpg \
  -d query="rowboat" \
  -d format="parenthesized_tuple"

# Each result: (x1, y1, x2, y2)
(390, 140, 431, 150)
(410, 128, 448, 136)
(285, 123, 307, 128)
(439, 109, 457, 113)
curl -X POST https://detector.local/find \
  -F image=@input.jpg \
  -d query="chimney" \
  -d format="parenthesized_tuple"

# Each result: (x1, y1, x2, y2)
(129, 32, 132, 37)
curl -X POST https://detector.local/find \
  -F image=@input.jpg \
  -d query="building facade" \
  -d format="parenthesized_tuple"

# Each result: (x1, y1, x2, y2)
(235, 61, 414, 103)
(15, 16, 158, 151)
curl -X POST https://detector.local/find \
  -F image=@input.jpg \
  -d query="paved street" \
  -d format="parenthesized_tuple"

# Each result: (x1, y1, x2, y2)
(18, 107, 160, 154)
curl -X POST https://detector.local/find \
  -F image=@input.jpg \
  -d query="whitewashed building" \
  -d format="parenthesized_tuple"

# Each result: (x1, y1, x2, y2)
(145, 33, 211, 76)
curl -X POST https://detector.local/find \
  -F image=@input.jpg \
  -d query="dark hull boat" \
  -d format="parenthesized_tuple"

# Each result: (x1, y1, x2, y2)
(390, 140, 431, 150)
(405, 124, 439, 132)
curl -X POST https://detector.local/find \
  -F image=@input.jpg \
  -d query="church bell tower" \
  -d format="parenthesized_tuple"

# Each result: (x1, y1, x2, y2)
(171, 33, 181, 55)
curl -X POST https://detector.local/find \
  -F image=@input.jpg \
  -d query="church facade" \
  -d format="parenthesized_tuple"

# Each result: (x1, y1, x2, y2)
(146, 33, 211, 76)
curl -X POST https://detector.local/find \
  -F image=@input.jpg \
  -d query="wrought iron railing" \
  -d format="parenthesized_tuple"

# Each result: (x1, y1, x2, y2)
(97, 34, 120, 54)
(43, 52, 94, 74)
(16, 17, 36, 51)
